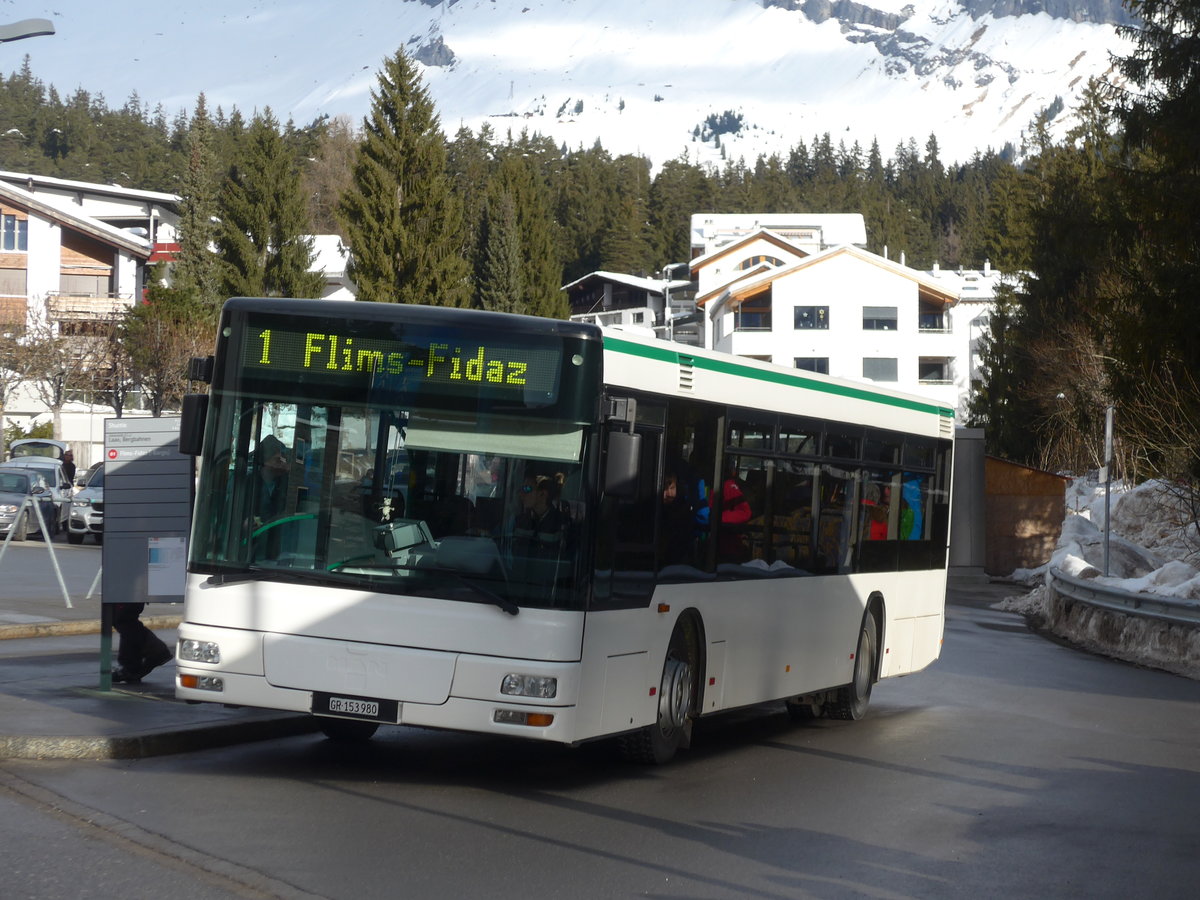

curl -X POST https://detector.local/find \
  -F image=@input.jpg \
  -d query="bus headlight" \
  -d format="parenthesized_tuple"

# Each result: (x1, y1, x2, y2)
(501, 673, 557, 699)
(178, 639, 221, 664)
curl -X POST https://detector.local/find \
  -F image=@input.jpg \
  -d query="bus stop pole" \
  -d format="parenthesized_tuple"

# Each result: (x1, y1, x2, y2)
(99, 604, 113, 691)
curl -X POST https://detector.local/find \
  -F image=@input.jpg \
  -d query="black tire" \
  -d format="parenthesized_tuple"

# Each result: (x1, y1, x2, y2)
(67, 530, 84, 545)
(94, 533, 103, 545)
(318, 717, 379, 742)
(12, 511, 28, 542)
(618, 622, 698, 764)
(786, 697, 823, 721)
(828, 615, 877, 721)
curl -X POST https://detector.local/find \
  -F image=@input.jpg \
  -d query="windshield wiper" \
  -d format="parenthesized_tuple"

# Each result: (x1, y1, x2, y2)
(441, 570, 519, 616)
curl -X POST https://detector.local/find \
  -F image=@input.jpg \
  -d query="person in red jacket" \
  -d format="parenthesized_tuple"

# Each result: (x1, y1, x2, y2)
(713, 470, 752, 563)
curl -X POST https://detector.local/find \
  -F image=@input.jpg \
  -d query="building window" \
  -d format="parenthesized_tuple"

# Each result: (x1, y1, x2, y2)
(862, 306, 897, 331)
(919, 310, 946, 331)
(794, 357, 829, 375)
(2, 215, 28, 252)
(736, 255, 784, 271)
(0, 267, 27, 296)
(794, 306, 829, 329)
(734, 291, 772, 331)
(863, 358, 898, 382)
(919, 358, 951, 383)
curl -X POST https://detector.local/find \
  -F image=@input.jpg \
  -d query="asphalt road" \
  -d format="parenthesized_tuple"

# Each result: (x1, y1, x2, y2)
(2, 582, 1198, 900)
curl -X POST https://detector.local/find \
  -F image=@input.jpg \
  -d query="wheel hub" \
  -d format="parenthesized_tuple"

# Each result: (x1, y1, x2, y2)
(658, 657, 693, 732)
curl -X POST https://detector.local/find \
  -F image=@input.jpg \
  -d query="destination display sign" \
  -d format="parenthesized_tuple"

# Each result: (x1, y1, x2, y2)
(238, 321, 564, 404)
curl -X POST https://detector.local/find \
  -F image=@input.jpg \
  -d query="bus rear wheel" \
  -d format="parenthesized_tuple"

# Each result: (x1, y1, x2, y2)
(827, 615, 877, 721)
(619, 628, 697, 765)
(318, 717, 379, 743)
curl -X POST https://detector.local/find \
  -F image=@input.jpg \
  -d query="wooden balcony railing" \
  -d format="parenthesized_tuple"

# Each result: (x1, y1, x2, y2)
(46, 292, 133, 320)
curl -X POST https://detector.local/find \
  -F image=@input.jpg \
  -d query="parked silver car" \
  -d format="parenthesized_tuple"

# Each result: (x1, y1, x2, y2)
(0, 459, 72, 532)
(0, 468, 60, 541)
(68, 463, 104, 544)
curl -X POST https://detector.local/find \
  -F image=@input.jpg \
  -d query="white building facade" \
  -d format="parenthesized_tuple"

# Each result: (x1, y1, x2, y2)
(690, 214, 1001, 418)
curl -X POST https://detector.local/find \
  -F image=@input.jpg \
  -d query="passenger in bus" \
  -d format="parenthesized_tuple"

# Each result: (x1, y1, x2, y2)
(712, 468, 753, 564)
(900, 474, 924, 539)
(659, 469, 697, 566)
(513, 476, 564, 558)
(862, 482, 892, 541)
(254, 435, 290, 522)
(252, 435, 292, 559)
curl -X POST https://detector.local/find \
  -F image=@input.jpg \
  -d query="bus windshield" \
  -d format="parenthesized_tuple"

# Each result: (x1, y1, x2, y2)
(190, 303, 601, 612)
(192, 397, 590, 611)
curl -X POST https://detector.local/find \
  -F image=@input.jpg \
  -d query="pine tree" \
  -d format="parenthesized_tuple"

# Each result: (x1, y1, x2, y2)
(488, 142, 565, 317)
(647, 156, 716, 267)
(556, 145, 614, 283)
(215, 109, 323, 299)
(1105, 0, 1200, 479)
(477, 190, 525, 314)
(172, 95, 224, 315)
(599, 155, 654, 277)
(338, 48, 470, 306)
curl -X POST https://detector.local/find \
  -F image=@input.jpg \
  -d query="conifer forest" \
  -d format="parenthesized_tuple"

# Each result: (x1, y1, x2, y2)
(0, 0, 1197, 491)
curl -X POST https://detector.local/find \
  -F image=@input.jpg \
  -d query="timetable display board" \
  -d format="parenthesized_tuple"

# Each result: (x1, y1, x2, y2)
(102, 417, 193, 604)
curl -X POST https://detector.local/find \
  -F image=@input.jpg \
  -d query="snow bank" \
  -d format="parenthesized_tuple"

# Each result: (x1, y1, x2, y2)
(997, 475, 1200, 679)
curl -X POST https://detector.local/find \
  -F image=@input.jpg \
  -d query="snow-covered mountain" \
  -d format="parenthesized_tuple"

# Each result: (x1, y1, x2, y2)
(23, 0, 1134, 165)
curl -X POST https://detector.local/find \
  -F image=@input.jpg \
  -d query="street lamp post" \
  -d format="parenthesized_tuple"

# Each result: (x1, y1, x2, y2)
(1102, 404, 1115, 577)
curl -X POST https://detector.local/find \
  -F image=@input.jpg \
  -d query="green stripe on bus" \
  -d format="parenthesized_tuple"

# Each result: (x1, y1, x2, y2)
(604, 336, 955, 419)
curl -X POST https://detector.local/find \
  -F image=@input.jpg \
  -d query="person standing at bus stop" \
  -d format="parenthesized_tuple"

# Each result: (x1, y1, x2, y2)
(111, 603, 173, 684)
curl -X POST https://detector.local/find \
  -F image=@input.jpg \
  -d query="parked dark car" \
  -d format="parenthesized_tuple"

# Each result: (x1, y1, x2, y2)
(0, 468, 59, 541)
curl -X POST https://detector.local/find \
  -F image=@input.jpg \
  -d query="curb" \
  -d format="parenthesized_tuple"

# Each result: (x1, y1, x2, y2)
(0, 714, 323, 760)
(0, 614, 183, 641)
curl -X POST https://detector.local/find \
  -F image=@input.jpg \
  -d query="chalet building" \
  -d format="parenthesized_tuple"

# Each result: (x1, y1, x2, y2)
(0, 171, 350, 465)
(0, 178, 158, 339)
(564, 270, 698, 344)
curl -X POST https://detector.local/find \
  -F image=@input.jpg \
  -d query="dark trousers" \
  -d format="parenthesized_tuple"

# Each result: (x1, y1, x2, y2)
(112, 603, 171, 670)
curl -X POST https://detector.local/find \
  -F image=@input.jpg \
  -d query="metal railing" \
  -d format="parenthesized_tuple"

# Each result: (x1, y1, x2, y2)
(1048, 566, 1200, 626)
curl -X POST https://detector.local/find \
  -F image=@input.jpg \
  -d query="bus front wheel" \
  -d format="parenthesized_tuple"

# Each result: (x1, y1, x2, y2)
(619, 626, 697, 764)
(828, 615, 877, 721)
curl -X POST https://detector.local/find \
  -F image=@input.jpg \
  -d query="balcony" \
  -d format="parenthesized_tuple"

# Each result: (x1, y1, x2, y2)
(47, 292, 133, 321)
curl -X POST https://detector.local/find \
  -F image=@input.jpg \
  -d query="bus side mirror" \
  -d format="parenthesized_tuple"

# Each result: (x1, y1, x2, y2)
(605, 430, 641, 500)
(179, 393, 208, 456)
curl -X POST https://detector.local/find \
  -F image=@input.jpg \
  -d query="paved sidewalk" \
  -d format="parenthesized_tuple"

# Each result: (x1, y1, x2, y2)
(0, 543, 320, 760)
(0, 627, 321, 760)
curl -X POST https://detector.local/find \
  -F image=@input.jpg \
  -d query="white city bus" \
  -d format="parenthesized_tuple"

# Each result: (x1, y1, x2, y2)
(176, 298, 953, 762)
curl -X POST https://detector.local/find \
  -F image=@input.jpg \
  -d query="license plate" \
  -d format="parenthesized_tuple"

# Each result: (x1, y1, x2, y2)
(312, 692, 397, 722)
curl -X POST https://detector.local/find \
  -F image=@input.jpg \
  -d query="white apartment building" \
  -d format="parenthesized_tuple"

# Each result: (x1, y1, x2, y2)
(690, 214, 1002, 418)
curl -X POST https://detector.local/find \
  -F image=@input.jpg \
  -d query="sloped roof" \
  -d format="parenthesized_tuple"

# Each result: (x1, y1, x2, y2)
(0, 180, 152, 257)
(0, 169, 179, 207)
(689, 227, 810, 272)
(697, 243, 960, 309)
(561, 270, 691, 294)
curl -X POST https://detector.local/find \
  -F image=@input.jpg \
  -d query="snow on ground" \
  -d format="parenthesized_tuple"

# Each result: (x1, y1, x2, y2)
(995, 476, 1200, 679)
